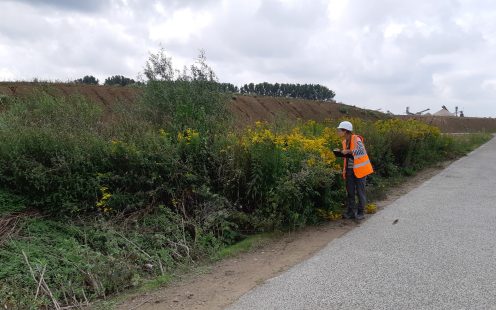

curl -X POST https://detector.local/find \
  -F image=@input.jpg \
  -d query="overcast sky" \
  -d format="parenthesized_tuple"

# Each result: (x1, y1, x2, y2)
(1, 0, 495, 116)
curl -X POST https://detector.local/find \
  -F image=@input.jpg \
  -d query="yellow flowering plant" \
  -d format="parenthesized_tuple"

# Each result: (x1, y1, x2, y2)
(177, 128, 200, 145)
(241, 120, 342, 170)
(365, 203, 377, 214)
(96, 186, 113, 213)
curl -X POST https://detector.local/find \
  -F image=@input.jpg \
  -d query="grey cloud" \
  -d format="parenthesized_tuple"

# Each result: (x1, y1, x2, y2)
(0, 3, 49, 41)
(154, 0, 218, 9)
(0, 6, 146, 81)
(164, 3, 313, 61)
(342, 0, 459, 26)
(180, 0, 331, 62)
(256, 0, 328, 28)
(7, 0, 108, 12)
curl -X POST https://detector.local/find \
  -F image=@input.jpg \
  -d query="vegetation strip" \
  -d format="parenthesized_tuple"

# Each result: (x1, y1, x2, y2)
(0, 52, 492, 309)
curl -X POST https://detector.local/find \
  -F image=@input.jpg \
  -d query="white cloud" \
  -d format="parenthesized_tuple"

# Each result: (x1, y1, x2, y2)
(482, 79, 496, 92)
(432, 73, 454, 99)
(149, 8, 213, 44)
(327, 0, 349, 22)
(383, 22, 406, 39)
(0, 68, 15, 81)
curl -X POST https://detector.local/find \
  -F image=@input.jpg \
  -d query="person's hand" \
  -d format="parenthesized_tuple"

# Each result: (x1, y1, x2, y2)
(341, 149, 351, 155)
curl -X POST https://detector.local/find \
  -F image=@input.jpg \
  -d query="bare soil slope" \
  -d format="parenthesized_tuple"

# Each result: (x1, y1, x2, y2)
(1, 82, 495, 133)
(229, 95, 385, 124)
(0, 82, 138, 106)
(399, 115, 496, 133)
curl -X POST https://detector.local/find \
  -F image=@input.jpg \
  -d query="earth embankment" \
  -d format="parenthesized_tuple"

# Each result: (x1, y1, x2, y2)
(1, 82, 495, 132)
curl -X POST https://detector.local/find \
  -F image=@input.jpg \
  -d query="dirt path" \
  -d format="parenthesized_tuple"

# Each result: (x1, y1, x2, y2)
(116, 161, 451, 310)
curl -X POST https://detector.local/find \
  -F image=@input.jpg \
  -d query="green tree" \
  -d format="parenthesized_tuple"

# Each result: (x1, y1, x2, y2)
(238, 82, 335, 101)
(142, 49, 228, 133)
(74, 75, 99, 85)
(218, 83, 239, 93)
(104, 75, 136, 86)
(190, 49, 217, 82)
(143, 47, 174, 81)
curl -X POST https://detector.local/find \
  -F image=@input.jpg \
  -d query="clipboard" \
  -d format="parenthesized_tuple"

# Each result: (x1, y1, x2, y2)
(333, 149, 344, 157)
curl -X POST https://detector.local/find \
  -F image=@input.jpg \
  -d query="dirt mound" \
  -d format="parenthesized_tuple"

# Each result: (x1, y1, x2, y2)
(1, 82, 495, 133)
(0, 82, 385, 121)
(230, 95, 385, 124)
(0, 82, 138, 106)
(400, 115, 496, 133)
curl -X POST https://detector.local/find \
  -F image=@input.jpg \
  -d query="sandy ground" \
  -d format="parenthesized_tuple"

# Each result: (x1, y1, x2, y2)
(115, 161, 451, 310)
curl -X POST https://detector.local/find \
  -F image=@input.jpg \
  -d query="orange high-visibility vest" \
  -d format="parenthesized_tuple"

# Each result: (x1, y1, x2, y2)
(342, 134, 374, 179)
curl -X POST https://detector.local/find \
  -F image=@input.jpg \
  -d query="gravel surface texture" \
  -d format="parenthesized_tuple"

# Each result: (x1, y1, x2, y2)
(228, 137, 496, 310)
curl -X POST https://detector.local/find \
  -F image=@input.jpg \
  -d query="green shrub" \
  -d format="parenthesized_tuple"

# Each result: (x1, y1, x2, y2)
(338, 106, 349, 114)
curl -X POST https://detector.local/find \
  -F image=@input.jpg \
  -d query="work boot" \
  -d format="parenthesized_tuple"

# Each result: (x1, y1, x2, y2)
(343, 211, 355, 219)
(355, 213, 365, 220)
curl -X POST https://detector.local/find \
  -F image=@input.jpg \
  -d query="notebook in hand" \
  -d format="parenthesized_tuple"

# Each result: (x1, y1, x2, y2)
(333, 149, 344, 157)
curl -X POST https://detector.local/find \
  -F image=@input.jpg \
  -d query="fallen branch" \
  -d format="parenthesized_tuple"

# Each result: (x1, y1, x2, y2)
(22, 250, 61, 310)
(35, 264, 47, 300)
(0, 210, 40, 245)
(116, 232, 152, 259)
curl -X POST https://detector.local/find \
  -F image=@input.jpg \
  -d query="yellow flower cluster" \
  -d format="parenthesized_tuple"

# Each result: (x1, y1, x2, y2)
(96, 186, 112, 213)
(242, 121, 341, 168)
(365, 203, 377, 214)
(316, 209, 342, 221)
(177, 128, 200, 144)
(110, 139, 139, 156)
(159, 128, 168, 137)
(375, 119, 441, 139)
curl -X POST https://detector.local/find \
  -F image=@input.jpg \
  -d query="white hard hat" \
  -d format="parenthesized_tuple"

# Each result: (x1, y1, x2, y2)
(337, 121, 353, 132)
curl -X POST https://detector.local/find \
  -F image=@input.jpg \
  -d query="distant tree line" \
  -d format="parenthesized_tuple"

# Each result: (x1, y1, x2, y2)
(218, 83, 239, 93)
(74, 75, 99, 85)
(219, 82, 335, 101)
(104, 75, 136, 86)
(73, 75, 137, 86)
(72, 75, 335, 101)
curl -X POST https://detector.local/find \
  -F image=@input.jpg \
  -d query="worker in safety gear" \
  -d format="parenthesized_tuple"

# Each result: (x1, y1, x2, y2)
(334, 121, 374, 220)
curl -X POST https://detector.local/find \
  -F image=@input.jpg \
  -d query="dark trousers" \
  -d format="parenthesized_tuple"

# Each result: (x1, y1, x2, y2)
(345, 168, 367, 217)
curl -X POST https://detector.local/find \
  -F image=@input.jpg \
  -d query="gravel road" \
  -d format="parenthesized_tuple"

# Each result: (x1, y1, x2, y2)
(227, 136, 496, 310)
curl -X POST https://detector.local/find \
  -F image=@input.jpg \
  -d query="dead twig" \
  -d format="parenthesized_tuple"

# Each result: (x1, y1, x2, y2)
(116, 232, 152, 259)
(35, 264, 47, 300)
(0, 210, 40, 245)
(22, 250, 61, 310)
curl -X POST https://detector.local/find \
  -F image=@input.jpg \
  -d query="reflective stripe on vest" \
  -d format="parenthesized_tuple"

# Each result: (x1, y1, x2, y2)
(353, 160, 371, 169)
(342, 135, 374, 179)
